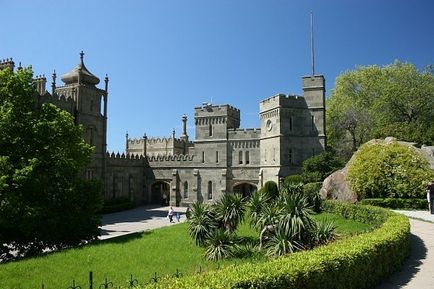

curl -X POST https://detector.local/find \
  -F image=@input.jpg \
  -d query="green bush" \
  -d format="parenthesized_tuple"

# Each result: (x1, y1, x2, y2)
(284, 174, 303, 185)
(142, 201, 410, 289)
(348, 141, 434, 199)
(261, 181, 279, 200)
(100, 197, 135, 214)
(360, 198, 428, 210)
(303, 182, 323, 212)
(301, 151, 346, 183)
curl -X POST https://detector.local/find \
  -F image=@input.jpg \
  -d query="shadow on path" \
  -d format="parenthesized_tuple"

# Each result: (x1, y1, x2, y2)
(376, 233, 427, 289)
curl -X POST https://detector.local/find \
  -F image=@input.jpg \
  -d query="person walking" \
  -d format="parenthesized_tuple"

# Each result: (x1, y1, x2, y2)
(168, 206, 174, 223)
(427, 181, 434, 214)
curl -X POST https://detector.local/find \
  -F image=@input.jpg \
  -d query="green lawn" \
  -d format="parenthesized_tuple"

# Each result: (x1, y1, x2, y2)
(0, 213, 372, 289)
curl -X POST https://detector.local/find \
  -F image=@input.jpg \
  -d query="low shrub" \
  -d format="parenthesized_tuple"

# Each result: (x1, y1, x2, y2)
(99, 197, 135, 214)
(360, 198, 428, 210)
(284, 174, 304, 185)
(303, 182, 323, 212)
(142, 201, 410, 289)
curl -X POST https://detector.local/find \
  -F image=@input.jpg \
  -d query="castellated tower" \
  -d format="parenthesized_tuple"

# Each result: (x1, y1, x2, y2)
(259, 75, 326, 185)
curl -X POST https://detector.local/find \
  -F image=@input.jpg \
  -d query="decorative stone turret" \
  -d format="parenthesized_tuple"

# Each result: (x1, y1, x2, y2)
(0, 58, 15, 71)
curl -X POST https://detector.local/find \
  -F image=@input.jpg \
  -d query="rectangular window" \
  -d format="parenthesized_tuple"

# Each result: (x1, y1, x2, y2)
(209, 124, 213, 136)
(208, 181, 213, 200)
(311, 115, 315, 131)
(289, 149, 293, 164)
(202, 151, 205, 163)
(245, 151, 250, 164)
(239, 151, 243, 164)
(86, 169, 94, 180)
(289, 116, 293, 131)
(216, 151, 219, 163)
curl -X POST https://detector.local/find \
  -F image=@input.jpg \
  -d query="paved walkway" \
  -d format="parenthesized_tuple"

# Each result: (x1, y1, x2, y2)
(377, 211, 434, 289)
(100, 205, 187, 240)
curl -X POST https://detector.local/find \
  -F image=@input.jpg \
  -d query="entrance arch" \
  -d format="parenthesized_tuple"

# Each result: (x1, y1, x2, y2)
(233, 182, 257, 199)
(151, 181, 170, 206)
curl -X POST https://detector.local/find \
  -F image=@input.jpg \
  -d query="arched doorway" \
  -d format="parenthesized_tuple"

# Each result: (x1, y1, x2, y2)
(151, 181, 170, 206)
(233, 183, 257, 199)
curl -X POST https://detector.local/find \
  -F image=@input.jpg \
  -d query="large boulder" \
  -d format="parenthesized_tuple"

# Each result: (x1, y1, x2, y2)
(319, 137, 434, 202)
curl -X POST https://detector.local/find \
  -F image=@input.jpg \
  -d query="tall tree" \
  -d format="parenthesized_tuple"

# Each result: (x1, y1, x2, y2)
(0, 67, 102, 261)
(327, 61, 434, 157)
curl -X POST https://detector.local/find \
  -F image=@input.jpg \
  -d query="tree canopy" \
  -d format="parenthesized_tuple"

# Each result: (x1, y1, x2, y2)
(327, 61, 434, 157)
(0, 67, 102, 261)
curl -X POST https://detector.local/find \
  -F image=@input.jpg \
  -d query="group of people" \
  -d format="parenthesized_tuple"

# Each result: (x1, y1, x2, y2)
(167, 206, 181, 223)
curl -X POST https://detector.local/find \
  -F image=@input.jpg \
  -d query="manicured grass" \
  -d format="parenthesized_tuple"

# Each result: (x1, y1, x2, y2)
(314, 212, 372, 235)
(0, 213, 371, 289)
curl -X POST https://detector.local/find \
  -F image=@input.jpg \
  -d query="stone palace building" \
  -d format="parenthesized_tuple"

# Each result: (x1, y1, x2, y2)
(0, 53, 326, 207)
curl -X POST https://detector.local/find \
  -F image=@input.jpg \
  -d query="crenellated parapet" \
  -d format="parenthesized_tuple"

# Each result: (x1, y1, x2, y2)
(0, 58, 15, 71)
(260, 94, 308, 116)
(106, 152, 146, 166)
(37, 91, 76, 114)
(33, 75, 47, 95)
(229, 139, 260, 149)
(148, 154, 194, 162)
(228, 128, 261, 139)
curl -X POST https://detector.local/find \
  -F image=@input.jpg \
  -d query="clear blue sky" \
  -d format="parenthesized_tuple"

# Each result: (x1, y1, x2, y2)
(1, 0, 433, 152)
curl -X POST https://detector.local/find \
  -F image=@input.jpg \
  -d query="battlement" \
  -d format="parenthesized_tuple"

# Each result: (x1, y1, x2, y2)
(0, 58, 15, 71)
(33, 75, 47, 95)
(148, 154, 194, 162)
(106, 152, 145, 166)
(228, 128, 261, 139)
(195, 104, 240, 113)
(260, 93, 307, 111)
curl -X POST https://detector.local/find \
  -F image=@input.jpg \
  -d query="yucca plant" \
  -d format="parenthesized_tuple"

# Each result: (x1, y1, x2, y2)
(312, 219, 337, 246)
(204, 229, 234, 261)
(264, 226, 303, 257)
(188, 202, 216, 246)
(246, 191, 270, 228)
(213, 193, 245, 233)
(278, 192, 315, 240)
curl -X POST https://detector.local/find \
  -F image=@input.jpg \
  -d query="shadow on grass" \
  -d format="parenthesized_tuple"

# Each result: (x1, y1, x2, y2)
(376, 233, 427, 289)
(96, 231, 152, 245)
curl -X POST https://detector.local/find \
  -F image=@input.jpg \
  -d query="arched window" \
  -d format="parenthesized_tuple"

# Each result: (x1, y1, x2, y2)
(245, 151, 250, 164)
(209, 124, 213, 136)
(208, 181, 213, 200)
(184, 181, 189, 199)
(239, 151, 243, 164)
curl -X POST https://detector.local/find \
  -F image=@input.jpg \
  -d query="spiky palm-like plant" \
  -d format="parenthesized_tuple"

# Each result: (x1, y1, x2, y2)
(246, 191, 269, 228)
(188, 202, 216, 246)
(214, 193, 245, 233)
(312, 219, 337, 246)
(278, 192, 315, 240)
(204, 229, 234, 261)
(264, 226, 303, 257)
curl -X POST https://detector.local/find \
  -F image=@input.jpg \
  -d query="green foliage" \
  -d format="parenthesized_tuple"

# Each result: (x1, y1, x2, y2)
(264, 226, 303, 257)
(246, 190, 268, 227)
(261, 180, 279, 200)
(142, 201, 410, 289)
(214, 194, 245, 233)
(0, 68, 102, 261)
(360, 198, 428, 210)
(284, 174, 303, 185)
(100, 197, 135, 213)
(327, 61, 434, 157)
(301, 151, 346, 182)
(303, 182, 323, 212)
(188, 202, 216, 246)
(204, 229, 234, 261)
(347, 141, 434, 199)
(312, 219, 337, 246)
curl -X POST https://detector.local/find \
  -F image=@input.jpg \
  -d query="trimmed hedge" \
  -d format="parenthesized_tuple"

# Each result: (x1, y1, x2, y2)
(141, 201, 410, 289)
(360, 198, 428, 210)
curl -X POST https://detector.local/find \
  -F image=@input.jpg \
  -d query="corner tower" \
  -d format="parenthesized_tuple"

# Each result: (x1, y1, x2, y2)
(56, 51, 108, 185)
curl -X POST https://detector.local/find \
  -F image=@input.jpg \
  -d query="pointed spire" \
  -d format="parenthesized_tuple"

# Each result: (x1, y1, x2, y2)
(172, 128, 176, 139)
(104, 74, 109, 93)
(80, 50, 84, 65)
(51, 69, 57, 95)
(310, 12, 316, 76)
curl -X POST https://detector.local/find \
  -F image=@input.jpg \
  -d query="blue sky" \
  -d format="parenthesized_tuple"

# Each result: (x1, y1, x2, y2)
(1, 0, 434, 152)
